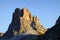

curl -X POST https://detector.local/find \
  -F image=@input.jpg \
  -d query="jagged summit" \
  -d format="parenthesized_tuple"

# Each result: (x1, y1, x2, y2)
(1, 8, 46, 39)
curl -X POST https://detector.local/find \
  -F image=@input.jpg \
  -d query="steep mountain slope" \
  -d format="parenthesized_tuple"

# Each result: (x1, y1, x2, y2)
(42, 16, 60, 40)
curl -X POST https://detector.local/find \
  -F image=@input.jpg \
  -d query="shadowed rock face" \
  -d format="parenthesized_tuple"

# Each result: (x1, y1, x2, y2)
(42, 16, 60, 40)
(2, 8, 21, 38)
(56, 16, 60, 25)
(1, 8, 46, 39)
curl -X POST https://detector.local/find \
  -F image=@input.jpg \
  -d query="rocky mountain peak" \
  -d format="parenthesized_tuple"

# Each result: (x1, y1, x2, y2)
(0, 8, 60, 40)
(0, 8, 46, 39)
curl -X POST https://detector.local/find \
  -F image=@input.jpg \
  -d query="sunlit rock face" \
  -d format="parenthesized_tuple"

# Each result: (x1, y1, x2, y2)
(31, 16, 46, 34)
(23, 8, 32, 21)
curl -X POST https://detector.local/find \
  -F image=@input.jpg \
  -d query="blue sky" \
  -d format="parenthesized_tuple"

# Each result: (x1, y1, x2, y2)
(0, 0, 60, 33)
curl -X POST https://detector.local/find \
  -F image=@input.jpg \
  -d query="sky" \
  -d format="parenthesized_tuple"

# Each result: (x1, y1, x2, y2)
(0, 0, 60, 33)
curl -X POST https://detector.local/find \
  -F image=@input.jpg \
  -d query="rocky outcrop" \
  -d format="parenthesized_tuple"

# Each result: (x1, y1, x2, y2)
(1, 8, 46, 39)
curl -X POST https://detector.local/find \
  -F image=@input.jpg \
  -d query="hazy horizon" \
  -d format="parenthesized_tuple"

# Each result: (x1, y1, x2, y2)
(0, 0, 60, 33)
